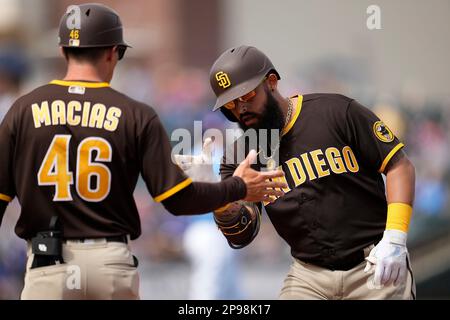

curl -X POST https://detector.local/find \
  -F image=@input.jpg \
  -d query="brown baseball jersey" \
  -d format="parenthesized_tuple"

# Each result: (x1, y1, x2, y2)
(221, 93, 405, 270)
(0, 80, 191, 240)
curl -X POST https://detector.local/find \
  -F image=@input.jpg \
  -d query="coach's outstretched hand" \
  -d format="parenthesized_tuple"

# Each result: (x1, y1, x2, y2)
(233, 150, 286, 202)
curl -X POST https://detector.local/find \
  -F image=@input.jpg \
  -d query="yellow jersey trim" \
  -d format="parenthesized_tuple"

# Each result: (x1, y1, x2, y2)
(379, 143, 405, 173)
(49, 80, 110, 88)
(282, 95, 303, 136)
(153, 178, 193, 203)
(0, 193, 13, 202)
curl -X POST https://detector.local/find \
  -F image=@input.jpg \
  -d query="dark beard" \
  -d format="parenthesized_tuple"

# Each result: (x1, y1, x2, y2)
(238, 87, 285, 131)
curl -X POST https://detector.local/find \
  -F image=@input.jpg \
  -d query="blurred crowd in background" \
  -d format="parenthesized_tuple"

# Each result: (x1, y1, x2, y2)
(0, 0, 449, 299)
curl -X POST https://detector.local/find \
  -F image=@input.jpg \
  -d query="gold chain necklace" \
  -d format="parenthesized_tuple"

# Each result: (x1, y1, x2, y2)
(284, 97, 293, 128)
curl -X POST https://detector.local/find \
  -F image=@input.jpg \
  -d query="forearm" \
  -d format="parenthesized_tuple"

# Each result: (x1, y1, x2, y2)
(364, 153, 415, 286)
(162, 177, 246, 215)
(385, 152, 415, 232)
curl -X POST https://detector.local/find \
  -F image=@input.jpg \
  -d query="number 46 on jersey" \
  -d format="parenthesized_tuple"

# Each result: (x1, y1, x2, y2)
(37, 134, 112, 202)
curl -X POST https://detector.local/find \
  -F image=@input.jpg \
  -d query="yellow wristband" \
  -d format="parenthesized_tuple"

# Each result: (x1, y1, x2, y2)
(386, 203, 413, 232)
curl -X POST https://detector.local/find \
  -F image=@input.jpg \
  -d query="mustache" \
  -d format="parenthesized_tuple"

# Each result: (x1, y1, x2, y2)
(240, 112, 258, 119)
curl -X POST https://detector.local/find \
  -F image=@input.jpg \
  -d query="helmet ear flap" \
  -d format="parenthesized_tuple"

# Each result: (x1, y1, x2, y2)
(220, 107, 238, 122)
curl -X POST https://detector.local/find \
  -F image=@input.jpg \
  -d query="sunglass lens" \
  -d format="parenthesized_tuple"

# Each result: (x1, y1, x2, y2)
(224, 101, 235, 110)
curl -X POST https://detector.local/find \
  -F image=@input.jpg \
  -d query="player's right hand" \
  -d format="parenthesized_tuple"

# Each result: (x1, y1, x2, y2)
(364, 229, 408, 289)
(233, 149, 286, 202)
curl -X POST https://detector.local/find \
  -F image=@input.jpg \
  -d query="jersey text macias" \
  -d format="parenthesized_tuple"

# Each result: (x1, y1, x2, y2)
(31, 100, 121, 131)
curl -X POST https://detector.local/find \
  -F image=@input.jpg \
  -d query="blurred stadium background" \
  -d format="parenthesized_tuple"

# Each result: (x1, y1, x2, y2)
(0, 0, 449, 299)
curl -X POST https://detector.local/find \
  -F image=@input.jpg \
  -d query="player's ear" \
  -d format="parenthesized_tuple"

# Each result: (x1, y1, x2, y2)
(267, 73, 278, 91)
(105, 46, 116, 62)
(60, 47, 68, 61)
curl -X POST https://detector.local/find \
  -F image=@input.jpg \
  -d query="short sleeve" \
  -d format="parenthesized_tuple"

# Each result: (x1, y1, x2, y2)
(139, 114, 192, 202)
(0, 110, 16, 203)
(345, 100, 404, 173)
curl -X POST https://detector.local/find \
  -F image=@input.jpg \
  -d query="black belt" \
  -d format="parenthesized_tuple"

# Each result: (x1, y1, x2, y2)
(64, 235, 129, 244)
(299, 249, 367, 271)
(29, 235, 129, 269)
(321, 250, 365, 271)
(105, 235, 128, 244)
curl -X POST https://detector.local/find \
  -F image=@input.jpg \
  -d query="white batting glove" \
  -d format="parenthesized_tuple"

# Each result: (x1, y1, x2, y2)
(364, 229, 408, 289)
(173, 137, 219, 182)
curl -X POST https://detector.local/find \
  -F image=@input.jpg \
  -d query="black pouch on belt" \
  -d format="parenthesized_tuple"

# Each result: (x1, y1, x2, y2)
(31, 216, 65, 268)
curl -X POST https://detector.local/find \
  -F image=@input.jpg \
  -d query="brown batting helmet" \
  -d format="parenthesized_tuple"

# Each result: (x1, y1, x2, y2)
(209, 45, 280, 122)
(58, 3, 130, 49)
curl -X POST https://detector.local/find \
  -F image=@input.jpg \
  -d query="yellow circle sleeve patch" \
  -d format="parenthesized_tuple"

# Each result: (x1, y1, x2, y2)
(373, 121, 394, 143)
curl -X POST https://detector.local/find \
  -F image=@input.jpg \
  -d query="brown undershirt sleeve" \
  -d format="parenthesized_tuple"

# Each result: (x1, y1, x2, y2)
(161, 176, 247, 215)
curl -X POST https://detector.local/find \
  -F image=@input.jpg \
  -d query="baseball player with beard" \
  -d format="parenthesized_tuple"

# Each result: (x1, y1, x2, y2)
(180, 45, 416, 300)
